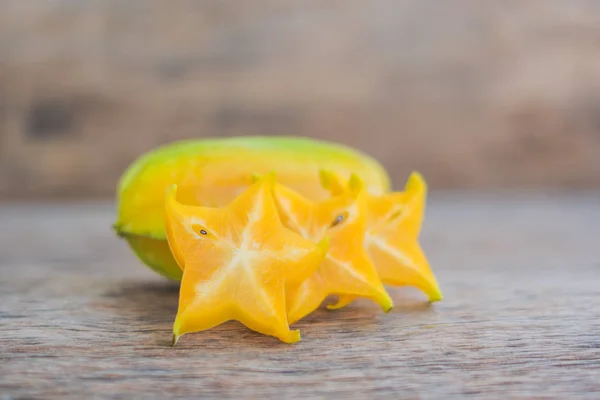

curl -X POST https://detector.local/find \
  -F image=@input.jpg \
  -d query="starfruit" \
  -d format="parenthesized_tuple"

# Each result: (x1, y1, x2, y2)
(269, 174, 393, 324)
(114, 136, 391, 280)
(320, 170, 443, 303)
(165, 173, 328, 343)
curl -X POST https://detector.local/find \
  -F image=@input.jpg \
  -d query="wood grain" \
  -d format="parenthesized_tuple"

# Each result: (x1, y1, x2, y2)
(3, 0, 600, 199)
(1, 194, 600, 399)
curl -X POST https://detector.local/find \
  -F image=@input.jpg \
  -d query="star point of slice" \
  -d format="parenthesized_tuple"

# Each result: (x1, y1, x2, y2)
(165, 172, 328, 344)
(271, 174, 393, 324)
(320, 170, 442, 303)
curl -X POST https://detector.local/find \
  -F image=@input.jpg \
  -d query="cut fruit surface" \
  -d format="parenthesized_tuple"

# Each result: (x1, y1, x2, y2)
(271, 174, 393, 325)
(165, 173, 328, 344)
(114, 136, 391, 279)
(321, 170, 442, 303)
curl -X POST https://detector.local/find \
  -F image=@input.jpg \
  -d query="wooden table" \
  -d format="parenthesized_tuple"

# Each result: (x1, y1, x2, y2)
(2, 194, 600, 399)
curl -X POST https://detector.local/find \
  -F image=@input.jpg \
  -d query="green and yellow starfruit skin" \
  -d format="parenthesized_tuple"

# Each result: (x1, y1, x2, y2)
(114, 136, 391, 280)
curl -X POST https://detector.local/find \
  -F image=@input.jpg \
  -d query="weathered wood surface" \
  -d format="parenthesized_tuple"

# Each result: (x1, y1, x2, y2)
(1, 194, 600, 399)
(3, 0, 600, 199)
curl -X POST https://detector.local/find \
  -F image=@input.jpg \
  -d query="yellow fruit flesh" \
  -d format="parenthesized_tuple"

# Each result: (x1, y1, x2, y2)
(272, 176, 393, 324)
(165, 174, 328, 343)
(365, 173, 442, 302)
(320, 171, 442, 303)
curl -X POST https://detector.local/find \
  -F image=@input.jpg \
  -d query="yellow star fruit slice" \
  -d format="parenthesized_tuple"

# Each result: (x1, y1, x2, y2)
(165, 173, 329, 344)
(320, 170, 442, 306)
(269, 174, 393, 324)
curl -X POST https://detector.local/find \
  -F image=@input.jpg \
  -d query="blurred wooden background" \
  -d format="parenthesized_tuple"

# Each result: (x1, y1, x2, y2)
(1, 0, 600, 199)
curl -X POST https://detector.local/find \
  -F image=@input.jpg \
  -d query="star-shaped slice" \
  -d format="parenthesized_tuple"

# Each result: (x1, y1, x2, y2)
(270, 174, 393, 324)
(165, 173, 329, 344)
(320, 170, 442, 308)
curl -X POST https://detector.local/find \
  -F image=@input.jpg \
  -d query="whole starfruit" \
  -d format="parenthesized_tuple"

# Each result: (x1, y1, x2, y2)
(114, 136, 391, 280)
